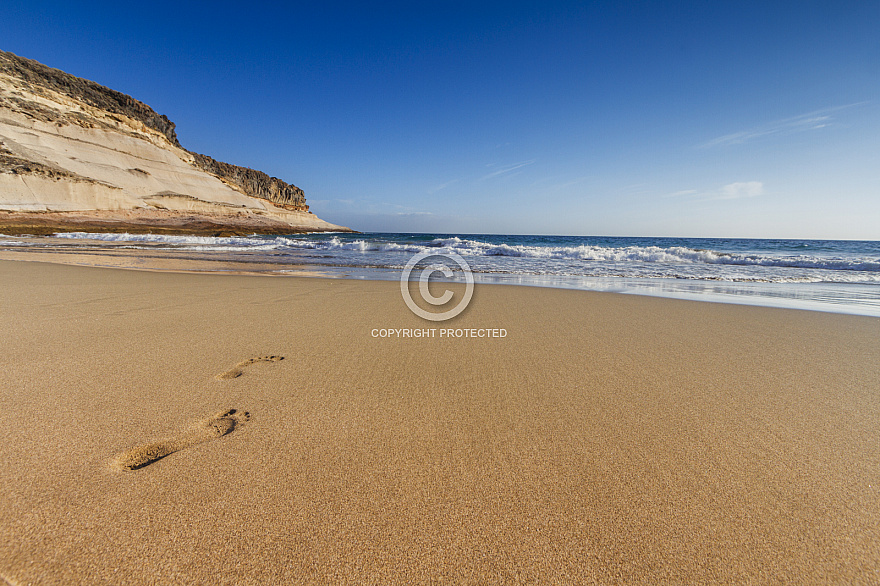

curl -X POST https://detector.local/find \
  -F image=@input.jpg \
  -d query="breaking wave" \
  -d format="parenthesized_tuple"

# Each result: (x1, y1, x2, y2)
(47, 232, 880, 273)
(423, 237, 880, 272)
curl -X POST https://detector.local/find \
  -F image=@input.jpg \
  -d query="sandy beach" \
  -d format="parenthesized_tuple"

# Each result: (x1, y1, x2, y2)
(1, 258, 878, 584)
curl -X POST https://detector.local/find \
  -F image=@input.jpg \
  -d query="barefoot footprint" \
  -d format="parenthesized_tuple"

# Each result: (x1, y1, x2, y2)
(114, 409, 249, 470)
(216, 355, 284, 380)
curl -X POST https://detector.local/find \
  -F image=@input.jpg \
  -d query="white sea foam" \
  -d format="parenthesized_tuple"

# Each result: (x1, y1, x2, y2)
(52, 232, 271, 247)
(15, 231, 876, 315)
(279, 236, 425, 253)
(49, 232, 880, 273)
(0, 236, 38, 246)
(419, 237, 880, 272)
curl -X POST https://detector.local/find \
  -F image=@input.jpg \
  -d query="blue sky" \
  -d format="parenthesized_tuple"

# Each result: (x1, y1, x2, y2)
(2, 1, 878, 238)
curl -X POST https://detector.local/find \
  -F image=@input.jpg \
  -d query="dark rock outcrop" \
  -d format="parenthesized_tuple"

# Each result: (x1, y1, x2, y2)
(0, 140, 82, 180)
(190, 153, 308, 211)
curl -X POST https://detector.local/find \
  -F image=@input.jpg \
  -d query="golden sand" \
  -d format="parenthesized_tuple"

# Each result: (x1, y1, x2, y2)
(0, 259, 878, 583)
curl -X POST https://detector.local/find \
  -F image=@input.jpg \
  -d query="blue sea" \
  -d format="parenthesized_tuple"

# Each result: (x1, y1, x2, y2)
(4, 232, 880, 316)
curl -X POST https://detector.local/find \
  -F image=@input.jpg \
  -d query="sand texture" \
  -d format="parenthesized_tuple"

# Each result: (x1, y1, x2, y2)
(0, 259, 878, 584)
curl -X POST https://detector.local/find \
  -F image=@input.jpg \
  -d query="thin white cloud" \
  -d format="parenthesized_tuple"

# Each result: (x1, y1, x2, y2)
(701, 102, 868, 148)
(616, 183, 653, 196)
(718, 181, 763, 199)
(668, 182, 764, 200)
(553, 176, 593, 190)
(428, 178, 460, 193)
(529, 175, 593, 191)
(481, 159, 536, 180)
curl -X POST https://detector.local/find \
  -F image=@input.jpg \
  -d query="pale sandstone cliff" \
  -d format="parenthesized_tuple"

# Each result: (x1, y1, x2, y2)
(0, 50, 351, 235)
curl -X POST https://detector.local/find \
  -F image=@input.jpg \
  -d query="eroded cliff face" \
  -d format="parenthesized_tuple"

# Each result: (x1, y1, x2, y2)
(0, 50, 337, 234)
(190, 153, 308, 211)
(0, 51, 181, 147)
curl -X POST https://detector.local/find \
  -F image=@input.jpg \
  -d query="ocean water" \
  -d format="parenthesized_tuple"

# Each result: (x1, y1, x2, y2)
(4, 232, 880, 316)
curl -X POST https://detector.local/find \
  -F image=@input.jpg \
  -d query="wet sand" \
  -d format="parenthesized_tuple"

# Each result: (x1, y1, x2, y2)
(0, 259, 878, 583)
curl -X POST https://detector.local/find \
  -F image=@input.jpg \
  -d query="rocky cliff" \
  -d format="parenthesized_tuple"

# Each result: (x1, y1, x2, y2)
(0, 50, 181, 146)
(190, 153, 307, 211)
(0, 50, 346, 234)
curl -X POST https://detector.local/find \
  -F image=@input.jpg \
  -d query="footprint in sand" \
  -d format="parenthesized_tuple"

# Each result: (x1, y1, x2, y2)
(216, 355, 284, 380)
(114, 409, 249, 470)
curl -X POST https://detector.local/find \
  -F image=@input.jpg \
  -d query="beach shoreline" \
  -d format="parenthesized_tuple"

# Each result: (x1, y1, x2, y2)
(1, 258, 878, 583)
(2, 239, 879, 318)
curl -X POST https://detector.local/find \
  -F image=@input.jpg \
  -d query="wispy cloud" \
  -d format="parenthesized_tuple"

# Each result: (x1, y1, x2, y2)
(667, 182, 764, 200)
(701, 102, 868, 148)
(718, 181, 763, 199)
(552, 176, 593, 190)
(481, 159, 536, 180)
(529, 175, 593, 191)
(428, 179, 460, 194)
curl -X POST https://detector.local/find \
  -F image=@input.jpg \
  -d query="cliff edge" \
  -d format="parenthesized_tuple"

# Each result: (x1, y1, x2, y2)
(0, 50, 351, 235)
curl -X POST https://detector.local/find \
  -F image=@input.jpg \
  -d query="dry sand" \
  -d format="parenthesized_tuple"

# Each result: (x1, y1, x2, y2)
(0, 259, 878, 584)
